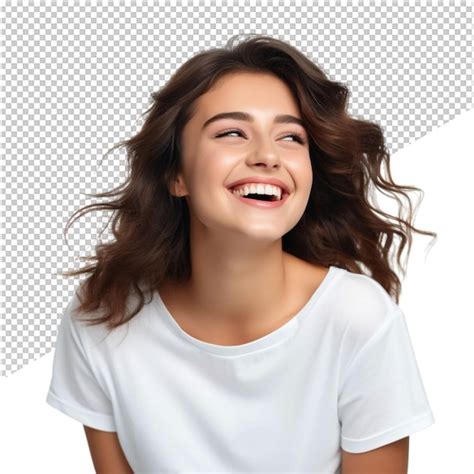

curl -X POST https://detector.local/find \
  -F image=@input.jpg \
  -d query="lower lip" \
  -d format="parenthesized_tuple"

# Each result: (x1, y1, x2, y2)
(228, 188, 290, 208)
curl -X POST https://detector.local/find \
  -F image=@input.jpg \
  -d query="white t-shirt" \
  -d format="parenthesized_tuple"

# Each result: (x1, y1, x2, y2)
(46, 265, 435, 473)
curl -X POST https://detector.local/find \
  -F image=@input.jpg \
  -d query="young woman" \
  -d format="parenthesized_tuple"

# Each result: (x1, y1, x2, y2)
(46, 34, 436, 473)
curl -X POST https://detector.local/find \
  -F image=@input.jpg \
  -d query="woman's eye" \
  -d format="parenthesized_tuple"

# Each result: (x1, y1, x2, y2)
(215, 129, 306, 144)
(284, 134, 306, 144)
(216, 130, 244, 138)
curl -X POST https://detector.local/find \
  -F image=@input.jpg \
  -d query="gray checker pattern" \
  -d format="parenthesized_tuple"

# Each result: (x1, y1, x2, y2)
(1, 0, 472, 376)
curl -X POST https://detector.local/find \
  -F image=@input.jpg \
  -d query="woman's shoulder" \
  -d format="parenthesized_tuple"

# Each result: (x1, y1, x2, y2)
(61, 284, 150, 353)
(326, 265, 401, 337)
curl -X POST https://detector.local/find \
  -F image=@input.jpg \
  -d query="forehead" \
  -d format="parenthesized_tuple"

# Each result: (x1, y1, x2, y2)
(194, 72, 301, 118)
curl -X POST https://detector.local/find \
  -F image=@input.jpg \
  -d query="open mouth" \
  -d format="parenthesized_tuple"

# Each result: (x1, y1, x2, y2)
(241, 193, 279, 202)
(228, 187, 288, 202)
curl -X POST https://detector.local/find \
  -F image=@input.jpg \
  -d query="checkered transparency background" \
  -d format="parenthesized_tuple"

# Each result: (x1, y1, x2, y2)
(1, 0, 472, 377)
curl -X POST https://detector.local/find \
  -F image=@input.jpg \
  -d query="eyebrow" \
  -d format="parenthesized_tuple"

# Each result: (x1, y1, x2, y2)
(202, 111, 306, 130)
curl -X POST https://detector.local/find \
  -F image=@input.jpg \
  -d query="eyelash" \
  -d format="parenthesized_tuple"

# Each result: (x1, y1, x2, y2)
(215, 128, 307, 145)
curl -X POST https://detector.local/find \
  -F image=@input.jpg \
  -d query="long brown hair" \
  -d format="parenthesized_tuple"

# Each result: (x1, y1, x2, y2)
(60, 33, 437, 331)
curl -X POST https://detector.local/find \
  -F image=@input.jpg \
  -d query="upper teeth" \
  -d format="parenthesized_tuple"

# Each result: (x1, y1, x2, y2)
(231, 183, 283, 200)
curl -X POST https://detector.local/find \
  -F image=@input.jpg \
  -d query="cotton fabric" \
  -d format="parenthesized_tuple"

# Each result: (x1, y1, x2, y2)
(46, 265, 435, 472)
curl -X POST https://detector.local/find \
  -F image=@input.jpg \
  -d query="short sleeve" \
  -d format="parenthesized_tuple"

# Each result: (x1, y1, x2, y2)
(338, 307, 435, 453)
(45, 293, 116, 431)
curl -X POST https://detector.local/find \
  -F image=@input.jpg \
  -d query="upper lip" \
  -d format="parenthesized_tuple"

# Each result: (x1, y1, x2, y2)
(227, 176, 290, 194)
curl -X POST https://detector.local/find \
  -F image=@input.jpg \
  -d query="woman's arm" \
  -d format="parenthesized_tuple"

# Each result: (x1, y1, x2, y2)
(341, 437, 409, 474)
(83, 425, 133, 474)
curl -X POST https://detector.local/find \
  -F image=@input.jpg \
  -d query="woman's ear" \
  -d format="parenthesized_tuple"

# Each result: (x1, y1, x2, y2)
(168, 175, 188, 197)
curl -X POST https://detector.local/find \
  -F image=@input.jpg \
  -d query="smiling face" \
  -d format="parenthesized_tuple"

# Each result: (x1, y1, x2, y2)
(170, 71, 313, 246)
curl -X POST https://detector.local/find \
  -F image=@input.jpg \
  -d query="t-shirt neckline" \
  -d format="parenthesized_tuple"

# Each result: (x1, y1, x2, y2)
(153, 265, 341, 357)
